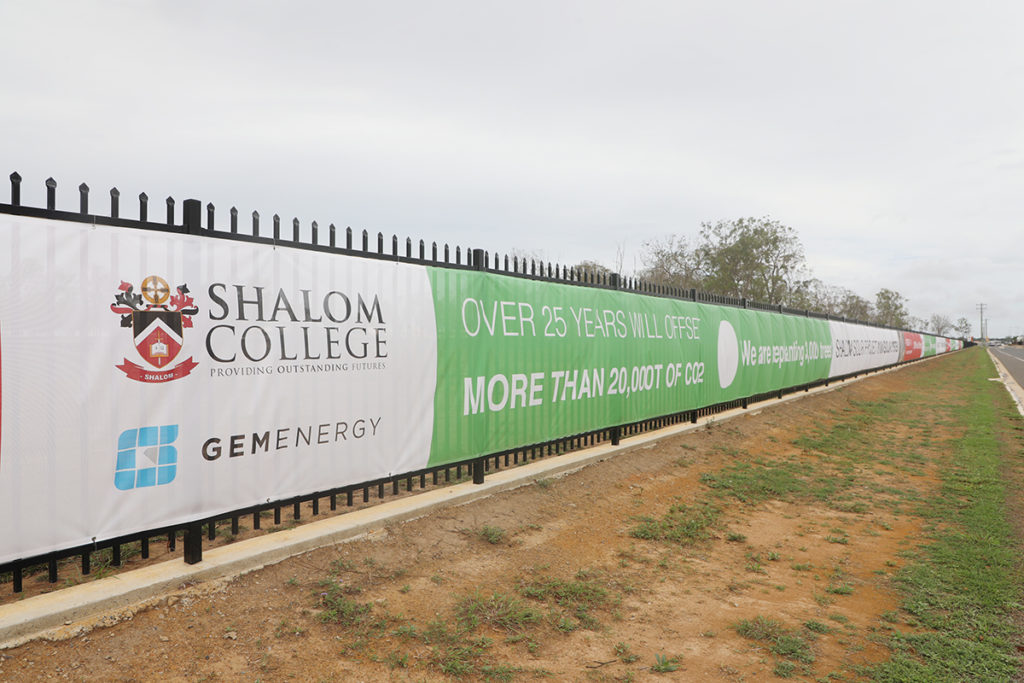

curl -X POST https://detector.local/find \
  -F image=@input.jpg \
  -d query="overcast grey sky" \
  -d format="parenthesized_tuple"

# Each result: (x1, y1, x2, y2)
(2, 1, 1021, 337)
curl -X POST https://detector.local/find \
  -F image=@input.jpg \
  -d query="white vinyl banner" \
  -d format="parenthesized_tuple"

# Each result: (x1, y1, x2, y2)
(0, 216, 437, 564)
(827, 321, 902, 378)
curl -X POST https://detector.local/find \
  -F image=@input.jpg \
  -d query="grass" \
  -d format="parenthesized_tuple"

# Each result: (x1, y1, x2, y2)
(651, 653, 680, 673)
(517, 569, 615, 632)
(629, 500, 720, 545)
(455, 592, 541, 633)
(735, 615, 815, 667)
(614, 641, 639, 663)
(870, 350, 1024, 681)
(317, 580, 373, 626)
(296, 348, 1022, 681)
(476, 525, 506, 545)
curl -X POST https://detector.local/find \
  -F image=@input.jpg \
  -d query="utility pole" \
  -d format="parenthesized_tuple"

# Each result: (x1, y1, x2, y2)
(977, 303, 986, 341)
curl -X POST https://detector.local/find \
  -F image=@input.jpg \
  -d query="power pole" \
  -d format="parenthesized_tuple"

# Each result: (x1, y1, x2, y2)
(977, 303, 986, 341)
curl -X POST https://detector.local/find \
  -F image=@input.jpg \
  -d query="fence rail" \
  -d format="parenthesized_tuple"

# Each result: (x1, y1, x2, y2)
(0, 171, 968, 593)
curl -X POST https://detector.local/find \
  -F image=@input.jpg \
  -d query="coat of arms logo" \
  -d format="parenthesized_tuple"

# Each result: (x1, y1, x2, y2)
(111, 276, 200, 382)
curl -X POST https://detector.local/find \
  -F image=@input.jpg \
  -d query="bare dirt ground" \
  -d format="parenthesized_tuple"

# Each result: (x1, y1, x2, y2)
(0, 362, 968, 681)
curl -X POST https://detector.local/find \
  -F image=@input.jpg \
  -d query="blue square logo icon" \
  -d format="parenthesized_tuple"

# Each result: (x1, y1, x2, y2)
(115, 425, 178, 490)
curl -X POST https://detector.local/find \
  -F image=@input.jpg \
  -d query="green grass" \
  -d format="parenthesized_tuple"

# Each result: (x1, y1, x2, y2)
(476, 525, 506, 544)
(871, 350, 1024, 681)
(651, 653, 681, 672)
(455, 592, 541, 633)
(735, 615, 815, 666)
(517, 569, 615, 632)
(316, 580, 373, 626)
(629, 500, 720, 545)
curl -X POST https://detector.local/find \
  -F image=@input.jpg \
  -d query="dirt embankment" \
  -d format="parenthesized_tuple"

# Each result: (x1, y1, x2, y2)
(0, 362, 967, 681)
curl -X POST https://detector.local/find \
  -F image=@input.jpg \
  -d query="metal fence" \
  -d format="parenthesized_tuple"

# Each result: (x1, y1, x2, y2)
(0, 172, 964, 594)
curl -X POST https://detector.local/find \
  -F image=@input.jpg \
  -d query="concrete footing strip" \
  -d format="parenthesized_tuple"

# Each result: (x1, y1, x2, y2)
(0, 359, 936, 648)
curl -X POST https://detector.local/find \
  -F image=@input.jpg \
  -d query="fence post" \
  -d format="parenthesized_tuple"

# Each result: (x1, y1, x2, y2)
(183, 199, 203, 235)
(183, 522, 203, 564)
(46, 177, 56, 210)
(610, 425, 621, 445)
(468, 251, 488, 483)
(10, 172, 21, 206)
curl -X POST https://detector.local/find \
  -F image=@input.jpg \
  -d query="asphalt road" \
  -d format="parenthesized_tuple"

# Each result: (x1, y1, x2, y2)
(991, 345, 1024, 389)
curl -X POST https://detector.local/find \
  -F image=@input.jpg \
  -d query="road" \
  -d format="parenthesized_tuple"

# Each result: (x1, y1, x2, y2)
(991, 345, 1024, 389)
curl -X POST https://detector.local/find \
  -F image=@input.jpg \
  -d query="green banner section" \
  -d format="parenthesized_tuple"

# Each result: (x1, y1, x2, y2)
(426, 269, 834, 466)
(923, 335, 936, 357)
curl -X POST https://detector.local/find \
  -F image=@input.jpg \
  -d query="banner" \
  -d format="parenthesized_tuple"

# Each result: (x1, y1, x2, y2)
(426, 269, 835, 464)
(0, 214, 961, 564)
(0, 215, 437, 564)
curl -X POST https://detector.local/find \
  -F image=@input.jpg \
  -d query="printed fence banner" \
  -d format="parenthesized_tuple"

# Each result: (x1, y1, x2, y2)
(0, 215, 961, 564)
(0, 215, 437, 564)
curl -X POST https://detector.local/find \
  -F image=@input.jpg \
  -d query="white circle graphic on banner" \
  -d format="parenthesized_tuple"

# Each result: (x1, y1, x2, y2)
(718, 320, 739, 388)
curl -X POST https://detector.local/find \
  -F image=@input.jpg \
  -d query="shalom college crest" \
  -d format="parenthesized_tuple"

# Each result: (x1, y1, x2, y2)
(111, 276, 199, 382)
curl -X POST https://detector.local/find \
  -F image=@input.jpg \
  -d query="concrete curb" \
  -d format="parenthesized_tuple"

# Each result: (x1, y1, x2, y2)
(0, 358, 930, 649)
(987, 349, 1024, 417)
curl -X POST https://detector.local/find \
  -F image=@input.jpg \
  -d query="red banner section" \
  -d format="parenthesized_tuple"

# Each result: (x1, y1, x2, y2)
(902, 332, 924, 361)
(116, 357, 199, 383)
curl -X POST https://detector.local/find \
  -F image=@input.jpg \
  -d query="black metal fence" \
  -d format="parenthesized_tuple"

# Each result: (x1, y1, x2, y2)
(0, 172, 966, 594)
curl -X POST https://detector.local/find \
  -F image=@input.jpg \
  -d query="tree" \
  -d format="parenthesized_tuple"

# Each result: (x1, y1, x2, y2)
(954, 317, 972, 339)
(694, 217, 808, 304)
(928, 314, 953, 336)
(874, 289, 909, 328)
(837, 291, 873, 322)
(786, 278, 837, 314)
(572, 260, 613, 280)
(638, 235, 702, 290)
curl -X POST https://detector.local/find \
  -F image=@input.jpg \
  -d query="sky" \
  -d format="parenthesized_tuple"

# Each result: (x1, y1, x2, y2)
(2, 1, 1022, 338)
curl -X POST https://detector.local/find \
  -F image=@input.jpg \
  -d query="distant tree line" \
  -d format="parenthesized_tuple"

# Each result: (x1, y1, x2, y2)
(576, 217, 972, 338)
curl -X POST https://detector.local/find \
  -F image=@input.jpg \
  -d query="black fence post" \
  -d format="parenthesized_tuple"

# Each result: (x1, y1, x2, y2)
(10, 172, 21, 206)
(79, 183, 89, 214)
(46, 177, 56, 210)
(183, 522, 203, 564)
(183, 199, 203, 235)
(610, 425, 621, 445)
(469, 250, 488, 483)
(110, 187, 120, 218)
(139, 192, 148, 222)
